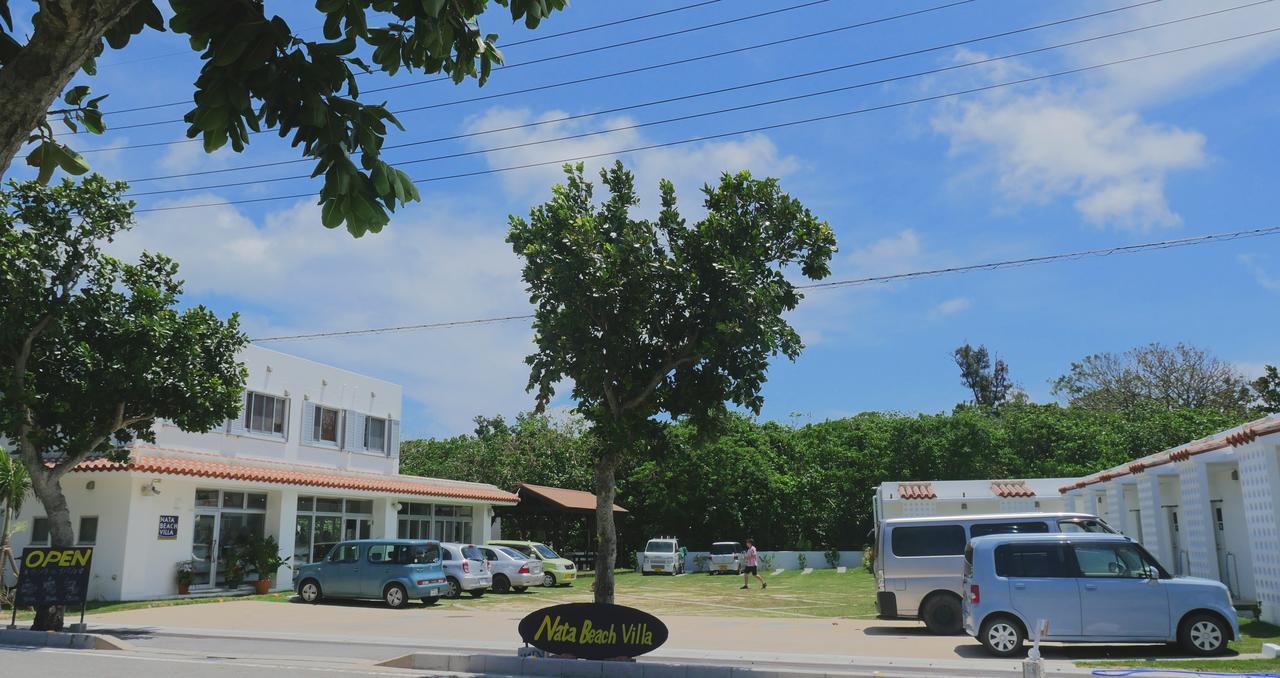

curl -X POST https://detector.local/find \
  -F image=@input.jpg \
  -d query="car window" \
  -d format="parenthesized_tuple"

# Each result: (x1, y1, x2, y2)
(394, 543, 439, 564)
(479, 547, 499, 561)
(1058, 519, 1117, 534)
(645, 541, 675, 553)
(534, 544, 560, 559)
(890, 525, 966, 557)
(1071, 543, 1156, 578)
(994, 543, 1070, 578)
(710, 543, 740, 555)
(970, 521, 1051, 538)
(461, 545, 484, 560)
(441, 548, 453, 561)
(367, 544, 394, 563)
(497, 546, 526, 560)
(330, 543, 359, 563)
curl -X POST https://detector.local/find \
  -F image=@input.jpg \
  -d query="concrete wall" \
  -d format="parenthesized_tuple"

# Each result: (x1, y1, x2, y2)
(639, 550, 865, 572)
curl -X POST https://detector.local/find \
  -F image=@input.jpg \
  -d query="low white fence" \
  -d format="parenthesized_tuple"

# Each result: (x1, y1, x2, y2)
(633, 550, 864, 572)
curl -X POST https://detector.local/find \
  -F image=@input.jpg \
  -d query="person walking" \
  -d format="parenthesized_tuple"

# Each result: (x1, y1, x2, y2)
(740, 539, 766, 590)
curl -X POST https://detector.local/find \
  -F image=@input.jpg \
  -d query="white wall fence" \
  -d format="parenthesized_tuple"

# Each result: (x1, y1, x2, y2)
(635, 550, 865, 572)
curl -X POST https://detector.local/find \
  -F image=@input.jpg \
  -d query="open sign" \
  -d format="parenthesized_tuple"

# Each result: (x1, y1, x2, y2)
(15, 546, 93, 607)
(518, 602, 668, 660)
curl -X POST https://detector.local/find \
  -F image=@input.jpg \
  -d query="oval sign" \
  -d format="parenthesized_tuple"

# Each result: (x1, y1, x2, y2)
(518, 602, 668, 660)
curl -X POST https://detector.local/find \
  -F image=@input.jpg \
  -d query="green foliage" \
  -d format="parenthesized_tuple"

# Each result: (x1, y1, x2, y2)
(797, 552, 807, 570)
(1051, 342, 1253, 416)
(241, 534, 290, 581)
(823, 546, 839, 569)
(953, 343, 1013, 408)
(1251, 365, 1280, 414)
(1, 0, 566, 236)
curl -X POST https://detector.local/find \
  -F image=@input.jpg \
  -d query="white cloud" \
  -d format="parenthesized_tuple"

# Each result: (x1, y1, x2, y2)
(931, 297, 972, 318)
(1239, 254, 1280, 291)
(107, 194, 539, 435)
(460, 107, 799, 209)
(846, 228, 934, 276)
(931, 0, 1280, 229)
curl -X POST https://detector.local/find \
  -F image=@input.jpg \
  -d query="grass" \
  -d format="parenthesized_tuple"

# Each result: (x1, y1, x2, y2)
(1078, 619, 1280, 673)
(5, 567, 878, 622)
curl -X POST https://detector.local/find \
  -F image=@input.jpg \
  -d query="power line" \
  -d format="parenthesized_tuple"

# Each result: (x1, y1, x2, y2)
(250, 225, 1280, 342)
(123, 0, 1208, 185)
(124, 1, 1266, 197)
(80, 0, 834, 130)
(97, 0, 727, 116)
(132, 27, 1280, 215)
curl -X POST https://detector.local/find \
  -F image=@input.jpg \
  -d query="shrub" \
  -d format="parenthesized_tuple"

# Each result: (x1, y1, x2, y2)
(824, 546, 840, 569)
(761, 552, 775, 570)
(797, 552, 808, 570)
(862, 545, 874, 573)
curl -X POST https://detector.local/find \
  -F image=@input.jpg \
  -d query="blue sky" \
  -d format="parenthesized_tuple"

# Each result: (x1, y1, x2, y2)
(10, 0, 1280, 436)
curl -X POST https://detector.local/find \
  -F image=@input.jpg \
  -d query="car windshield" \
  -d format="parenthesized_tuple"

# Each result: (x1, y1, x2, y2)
(533, 544, 560, 559)
(497, 546, 526, 560)
(646, 541, 675, 553)
(710, 543, 740, 555)
(461, 545, 484, 560)
(1058, 519, 1117, 534)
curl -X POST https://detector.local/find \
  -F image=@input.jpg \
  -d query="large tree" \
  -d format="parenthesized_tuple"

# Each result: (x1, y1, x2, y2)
(1051, 342, 1252, 416)
(1251, 365, 1280, 415)
(507, 162, 836, 603)
(0, 0, 565, 235)
(953, 343, 1013, 408)
(0, 175, 247, 629)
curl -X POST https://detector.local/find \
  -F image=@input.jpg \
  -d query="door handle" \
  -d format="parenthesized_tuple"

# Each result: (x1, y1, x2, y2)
(1084, 584, 1098, 591)
(1013, 583, 1027, 590)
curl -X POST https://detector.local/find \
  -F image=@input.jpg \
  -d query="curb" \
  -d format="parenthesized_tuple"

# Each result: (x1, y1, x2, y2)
(0, 628, 133, 651)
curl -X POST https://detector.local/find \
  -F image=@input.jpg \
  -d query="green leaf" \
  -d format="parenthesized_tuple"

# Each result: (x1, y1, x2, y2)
(63, 85, 91, 106)
(52, 144, 91, 175)
(81, 110, 105, 135)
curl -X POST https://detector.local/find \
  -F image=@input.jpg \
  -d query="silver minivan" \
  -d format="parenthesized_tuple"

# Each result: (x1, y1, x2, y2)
(874, 512, 1114, 633)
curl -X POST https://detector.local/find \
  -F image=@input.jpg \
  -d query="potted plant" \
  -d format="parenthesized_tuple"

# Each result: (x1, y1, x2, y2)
(224, 559, 246, 589)
(176, 560, 195, 595)
(247, 535, 290, 594)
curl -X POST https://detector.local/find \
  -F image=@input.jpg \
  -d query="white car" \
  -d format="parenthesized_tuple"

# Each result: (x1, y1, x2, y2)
(708, 541, 744, 575)
(641, 537, 683, 575)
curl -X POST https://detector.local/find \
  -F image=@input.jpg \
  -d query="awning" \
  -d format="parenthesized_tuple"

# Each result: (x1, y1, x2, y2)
(508, 482, 628, 513)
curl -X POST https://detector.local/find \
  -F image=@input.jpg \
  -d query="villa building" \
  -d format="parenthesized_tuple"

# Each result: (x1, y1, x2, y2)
(6, 345, 517, 601)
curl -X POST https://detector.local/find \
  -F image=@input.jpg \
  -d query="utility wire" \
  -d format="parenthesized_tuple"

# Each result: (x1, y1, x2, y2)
(124, 1, 1266, 197)
(98, 0, 726, 116)
(250, 225, 1280, 342)
(82, 0, 832, 128)
(82, 0, 972, 138)
(132, 27, 1280, 215)
(123, 0, 1212, 185)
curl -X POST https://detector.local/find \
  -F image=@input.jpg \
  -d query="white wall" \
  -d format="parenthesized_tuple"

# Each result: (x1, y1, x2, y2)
(880, 495, 1067, 520)
(155, 345, 403, 476)
(643, 550, 865, 572)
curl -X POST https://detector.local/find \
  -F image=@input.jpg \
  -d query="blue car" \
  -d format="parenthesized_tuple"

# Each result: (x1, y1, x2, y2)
(293, 539, 449, 609)
(963, 533, 1238, 657)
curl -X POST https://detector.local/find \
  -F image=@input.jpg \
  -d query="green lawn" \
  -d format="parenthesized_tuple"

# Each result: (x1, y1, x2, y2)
(8, 592, 292, 621)
(1078, 618, 1280, 672)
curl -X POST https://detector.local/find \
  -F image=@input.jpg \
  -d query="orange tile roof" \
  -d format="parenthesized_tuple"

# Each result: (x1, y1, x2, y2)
(898, 482, 936, 500)
(517, 483, 627, 513)
(991, 480, 1035, 498)
(72, 446, 518, 504)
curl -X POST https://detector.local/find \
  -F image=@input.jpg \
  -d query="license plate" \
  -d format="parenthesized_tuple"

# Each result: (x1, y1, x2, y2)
(653, 566, 664, 572)
(718, 565, 729, 570)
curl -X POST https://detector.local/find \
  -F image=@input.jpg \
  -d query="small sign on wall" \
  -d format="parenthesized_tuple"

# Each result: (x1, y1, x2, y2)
(158, 515, 179, 540)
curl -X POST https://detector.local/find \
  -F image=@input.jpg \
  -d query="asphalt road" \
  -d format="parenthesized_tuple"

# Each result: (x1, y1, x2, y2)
(0, 646, 458, 677)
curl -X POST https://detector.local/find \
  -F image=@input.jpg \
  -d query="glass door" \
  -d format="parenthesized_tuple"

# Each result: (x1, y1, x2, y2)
(216, 512, 266, 585)
(343, 517, 371, 541)
(192, 513, 218, 588)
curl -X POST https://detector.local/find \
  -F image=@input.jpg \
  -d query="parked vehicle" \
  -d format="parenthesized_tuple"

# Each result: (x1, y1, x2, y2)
(873, 512, 1115, 633)
(292, 539, 449, 609)
(439, 542, 492, 598)
(641, 537, 684, 575)
(488, 540, 576, 587)
(709, 541, 744, 575)
(477, 544, 543, 593)
(963, 533, 1238, 657)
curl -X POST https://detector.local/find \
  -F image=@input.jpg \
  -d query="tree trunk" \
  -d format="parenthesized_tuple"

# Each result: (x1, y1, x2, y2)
(0, 0, 143, 177)
(591, 450, 620, 604)
(26, 469, 75, 631)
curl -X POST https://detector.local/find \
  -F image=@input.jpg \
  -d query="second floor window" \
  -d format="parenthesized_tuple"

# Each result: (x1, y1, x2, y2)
(246, 391, 287, 436)
(312, 405, 341, 444)
(364, 416, 387, 453)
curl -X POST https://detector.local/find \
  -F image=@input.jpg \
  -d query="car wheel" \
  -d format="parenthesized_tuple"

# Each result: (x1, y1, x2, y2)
(492, 574, 511, 594)
(468, 589, 485, 598)
(421, 596, 440, 606)
(980, 616, 1025, 658)
(298, 579, 322, 604)
(922, 594, 964, 635)
(445, 577, 462, 599)
(543, 573, 557, 587)
(384, 583, 408, 609)
(513, 586, 528, 593)
(1180, 613, 1229, 656)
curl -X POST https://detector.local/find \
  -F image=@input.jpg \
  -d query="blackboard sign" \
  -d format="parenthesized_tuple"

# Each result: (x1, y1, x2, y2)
(15, 547, 93, 607)
(158, 515, 179, 540)
(518, 602, 667, 660)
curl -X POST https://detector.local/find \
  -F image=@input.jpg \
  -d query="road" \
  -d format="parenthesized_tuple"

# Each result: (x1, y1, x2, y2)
(0, 646, 455, 677)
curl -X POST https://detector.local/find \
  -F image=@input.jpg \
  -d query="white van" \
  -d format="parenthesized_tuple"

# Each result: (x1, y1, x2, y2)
(873, 512, 1114, 633)
(641, 537, 683, 575)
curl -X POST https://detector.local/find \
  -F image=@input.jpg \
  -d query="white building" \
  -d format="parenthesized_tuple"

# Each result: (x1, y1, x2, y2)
(874, 478, 1074, 522)
(7, 345, 517, 601)
(1059, 414, 1280, 623)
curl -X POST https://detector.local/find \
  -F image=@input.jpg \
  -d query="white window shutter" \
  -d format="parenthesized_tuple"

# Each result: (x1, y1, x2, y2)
(301, 401, 315, 444)
(227, 392, 249, 435)
(344, 410, 365, 450)
(387, 419, 400, 457)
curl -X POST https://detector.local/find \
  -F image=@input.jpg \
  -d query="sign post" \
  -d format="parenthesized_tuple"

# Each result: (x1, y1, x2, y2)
(14, 546, 94, 632)
(518, 602, 668, 661)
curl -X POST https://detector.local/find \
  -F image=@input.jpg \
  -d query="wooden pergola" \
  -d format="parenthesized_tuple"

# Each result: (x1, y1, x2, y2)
(491, 483, 628, 571)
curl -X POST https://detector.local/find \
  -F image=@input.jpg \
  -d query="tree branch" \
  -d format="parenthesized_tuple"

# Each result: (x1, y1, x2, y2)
(621, 354, 698, 413)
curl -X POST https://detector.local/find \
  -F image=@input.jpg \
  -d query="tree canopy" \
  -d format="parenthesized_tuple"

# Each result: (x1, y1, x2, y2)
(0, 175, 247, 629)
(0, 0, 565, 236)
(953, 343, 1014, 408)
(1051, 342, 1254, 416)
(507, 162, 836, 602)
